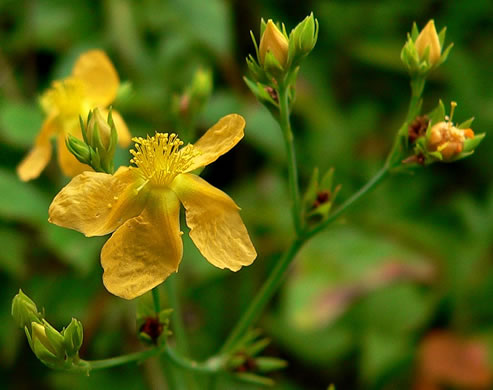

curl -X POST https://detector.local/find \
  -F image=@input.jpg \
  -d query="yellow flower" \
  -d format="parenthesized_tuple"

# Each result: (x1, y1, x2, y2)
(48, 114, 257, 299)
(415, 20, 441, 66)
(17, 50, 131, 181)
(259, 20, 289, 67)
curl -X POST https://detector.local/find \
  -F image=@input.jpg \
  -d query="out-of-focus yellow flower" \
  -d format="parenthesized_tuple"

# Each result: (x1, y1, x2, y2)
(415, 20, 441, 66)
(17, 50, 131, 181)
(48, 114, 256, 300)
(259, 20, 289, 67)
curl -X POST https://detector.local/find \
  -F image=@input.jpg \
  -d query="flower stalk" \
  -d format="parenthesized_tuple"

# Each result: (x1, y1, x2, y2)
(278, 82, 303, 235)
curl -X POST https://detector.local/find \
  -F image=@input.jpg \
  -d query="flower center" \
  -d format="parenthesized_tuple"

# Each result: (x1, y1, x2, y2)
(130, 133, 197, 187)
(40, 78, 89, 119)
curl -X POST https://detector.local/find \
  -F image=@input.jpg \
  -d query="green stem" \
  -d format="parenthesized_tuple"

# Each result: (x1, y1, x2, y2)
(220, 239, 304, 353)
(70, 344, 218, 374)
(278, 83, 303, 235)
(217, 70, 424, 358)
(166, 275, 200, 389)
(152, 287, 161, 315)
(164, 347, 220, 374)
(218, 164, 390, 354)
(406, 77, 425, 123)
(73, 345, 167, 373)
(166, 275, 189, 355)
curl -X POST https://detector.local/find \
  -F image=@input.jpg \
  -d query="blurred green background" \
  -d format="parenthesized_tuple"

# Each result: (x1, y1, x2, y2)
(1, 0, 493, 389)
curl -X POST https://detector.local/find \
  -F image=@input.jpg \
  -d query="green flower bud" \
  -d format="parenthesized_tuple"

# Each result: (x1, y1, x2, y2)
(66, 134, 92, 165)
(289, 13, 318, 65)
(11, 290, 42, 329)
(189, 68, 212, 105)
(63, 318, 83, 358)
(87, 107, 112, 150)
(30, 321, 66, 366)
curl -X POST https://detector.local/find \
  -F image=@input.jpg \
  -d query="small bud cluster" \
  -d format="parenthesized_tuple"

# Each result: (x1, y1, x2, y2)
(225, 329, 287, 386)
(303, 167, 341, 222)
(245, 13, 318, 111)
(12, 290, 84, 370)
(66, 108, 118, 174)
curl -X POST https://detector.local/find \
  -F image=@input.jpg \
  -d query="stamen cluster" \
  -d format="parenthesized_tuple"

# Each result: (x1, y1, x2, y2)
(130, 133, 197, 186)
(41, 78, 86, 117)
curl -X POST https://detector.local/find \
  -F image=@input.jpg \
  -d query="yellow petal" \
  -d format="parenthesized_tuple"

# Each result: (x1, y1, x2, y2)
(415, 20, 442, 65)
(101, 189, 183, 299)
(72, 50, 119, 107)
(101, 108, 131, 147)
(171, 173, 256, 271)
(17, 116, 57, 181)
(49, 167, 148, 237)
(259, 20, 289, 67)
(57, 132, 92, 177)
(186, 114, 245, 172)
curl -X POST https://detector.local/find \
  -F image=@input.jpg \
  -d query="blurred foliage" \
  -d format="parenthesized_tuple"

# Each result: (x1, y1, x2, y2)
(1, 0, 493, 389)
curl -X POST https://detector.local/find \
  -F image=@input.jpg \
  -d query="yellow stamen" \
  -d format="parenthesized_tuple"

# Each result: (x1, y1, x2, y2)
(40, 78, 88, 118)
(448, 101, 457, 130)
(130, 133, 197, 187)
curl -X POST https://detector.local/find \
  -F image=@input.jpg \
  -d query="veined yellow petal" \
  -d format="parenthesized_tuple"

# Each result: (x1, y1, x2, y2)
(171, 173, 256, 271)
(49, 167, 148, 237)
(57, 132, 91, 177)
(186, 114, 245, 172)
(101, 189, 183, 299)
(72, 50, 119, 107)
(17, 116, 57, 181)
(101, 108, 131, 147)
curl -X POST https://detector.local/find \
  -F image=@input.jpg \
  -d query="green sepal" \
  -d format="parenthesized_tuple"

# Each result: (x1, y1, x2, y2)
(255, 357, 288, 373)
(439, 42, 454, 65)
(42, 319, 66, 359)
(410, 22, 419, 40)
(80, 114, 89, 144)
(227, 353, 247, 369)
(11, 289, 43, 329)
(250, 30, 260, 59)
(457, 117, 474, 129)
(32, 333, 60, 366)
(235, 329, 263, 351)
(66, 134, 92, 165)
(438, 27, 447, 47)
(245, 337, 270, 357)
(428, 100, 446, 125)
(462, 133, 485, 152)
(303, 167, 319, 209)
(320, 167, 334, 190)
(448, 150, 474, 162)
(235, 372, 274, 386)
(263, 50, 285, 77)
(243, 77, 279, 111)
(260, 18, 267, 37)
